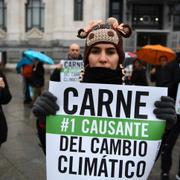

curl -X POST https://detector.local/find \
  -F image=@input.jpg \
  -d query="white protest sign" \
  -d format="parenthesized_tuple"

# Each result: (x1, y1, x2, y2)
(175, 83, 180, 114)
(46, 82, 167, 180)
(60, 60, 84, 82)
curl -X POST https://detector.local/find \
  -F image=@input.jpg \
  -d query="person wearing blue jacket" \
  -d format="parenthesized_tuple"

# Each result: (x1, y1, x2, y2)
(16, 53, 33, 104)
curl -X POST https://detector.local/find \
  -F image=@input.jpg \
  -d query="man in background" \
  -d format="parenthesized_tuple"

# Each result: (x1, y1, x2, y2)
(50, 43, 83, 81)
(67, 43, 83, 60)
(36, 43, 83, 153)
(151, 54, 180, 180)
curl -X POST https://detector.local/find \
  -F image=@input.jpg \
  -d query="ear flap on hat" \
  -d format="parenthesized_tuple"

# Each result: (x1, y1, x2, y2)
(118, 24, 132, 38)
(77, 29, 87, 38)
(106, 17, 132, 38)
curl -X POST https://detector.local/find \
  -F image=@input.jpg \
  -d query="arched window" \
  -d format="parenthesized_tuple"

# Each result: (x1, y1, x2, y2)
(0, 0, 6, 31)
(26, 0, 44, 31)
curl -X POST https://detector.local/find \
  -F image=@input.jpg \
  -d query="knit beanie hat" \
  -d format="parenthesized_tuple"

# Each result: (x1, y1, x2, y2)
(77, 17, 132, 67)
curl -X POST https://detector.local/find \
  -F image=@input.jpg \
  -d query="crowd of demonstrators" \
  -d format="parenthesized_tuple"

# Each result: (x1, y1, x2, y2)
(0, 17, 178, 180)
(0, 17, 179, 180)
(0, 69, 12, 148)
(150, 54, 180, 180)
(32, 16, 176, 172)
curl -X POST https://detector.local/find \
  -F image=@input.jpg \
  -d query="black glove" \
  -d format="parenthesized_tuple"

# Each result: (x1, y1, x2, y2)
(32, 91, 59, 118)
(153, 96, 177, 129)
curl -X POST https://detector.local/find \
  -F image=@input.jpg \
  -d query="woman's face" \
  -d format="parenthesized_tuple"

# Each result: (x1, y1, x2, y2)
(88, 43, 119, 70)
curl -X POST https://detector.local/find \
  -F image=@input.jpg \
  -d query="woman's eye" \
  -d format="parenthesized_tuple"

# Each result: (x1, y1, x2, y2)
(90, 48, 100, 54)
(107, 50, 116, 55)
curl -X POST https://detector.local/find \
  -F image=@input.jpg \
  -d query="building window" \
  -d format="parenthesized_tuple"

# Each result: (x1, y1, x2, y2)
(26, 0, 44, 32)
(0, 0, 6, 31)
(74, 0, 83, 21)
(109, 0, 123, 22)
(173, 4, 180, 31)
(132, 4, 163, 29)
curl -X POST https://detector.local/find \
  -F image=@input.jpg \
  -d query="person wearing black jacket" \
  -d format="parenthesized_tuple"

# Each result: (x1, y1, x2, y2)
(34, 44, 82, 153)
(130, 59, 148, 86)
(32, 17, 177, 162)
(151, 54, 180, 180)
(30, 60, 45, 103)
(0, 70, 12, 147)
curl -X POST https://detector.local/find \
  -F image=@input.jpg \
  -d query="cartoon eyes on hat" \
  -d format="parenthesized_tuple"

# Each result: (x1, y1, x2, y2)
(88, 30, 115, 42)
(107, 31, 114, 37)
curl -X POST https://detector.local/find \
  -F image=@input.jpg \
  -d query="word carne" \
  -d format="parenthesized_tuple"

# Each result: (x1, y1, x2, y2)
(63, 87, 149, 119)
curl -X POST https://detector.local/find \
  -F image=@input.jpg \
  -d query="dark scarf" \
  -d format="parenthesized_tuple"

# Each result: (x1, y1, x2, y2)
(82, 67, 123, 84)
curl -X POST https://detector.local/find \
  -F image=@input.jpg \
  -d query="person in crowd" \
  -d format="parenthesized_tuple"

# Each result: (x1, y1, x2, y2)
(0, 70, 12, 147)
(151, 54, 180, 180)
(32, 17, 177, 158)
(130, 58, 148, 86)
(67, 43, 83, 60)
(16, 53, 33, 104)
(33, 43, 82, 153)
(29, 60, 45, 103)
(150, 55, 172, 88)
(51, 43, 83, 81)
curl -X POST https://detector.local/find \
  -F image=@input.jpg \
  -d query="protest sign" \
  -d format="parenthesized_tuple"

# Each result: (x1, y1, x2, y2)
(46, 82, 167, 180)
(175, 83, 180, 114)
(60, 60, 84, 82)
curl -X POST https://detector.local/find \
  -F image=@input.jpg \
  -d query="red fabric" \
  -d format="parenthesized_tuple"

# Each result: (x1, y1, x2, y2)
(39, 121, 45, 129)
(22, 65, 33, 78)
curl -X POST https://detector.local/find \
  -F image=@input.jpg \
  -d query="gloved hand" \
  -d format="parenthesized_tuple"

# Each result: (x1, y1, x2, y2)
(153, 96, 177, 129)
(32, 91, 59, 118)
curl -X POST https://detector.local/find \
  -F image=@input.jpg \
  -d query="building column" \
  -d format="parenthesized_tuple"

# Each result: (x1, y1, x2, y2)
(7, 0, 26, 41)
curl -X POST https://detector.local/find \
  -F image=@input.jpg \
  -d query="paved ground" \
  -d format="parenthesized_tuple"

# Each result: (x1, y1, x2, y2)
(0, 68, 179, 180)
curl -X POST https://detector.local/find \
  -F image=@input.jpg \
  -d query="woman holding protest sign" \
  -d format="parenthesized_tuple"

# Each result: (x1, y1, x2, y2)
(32, 17, 177, 166)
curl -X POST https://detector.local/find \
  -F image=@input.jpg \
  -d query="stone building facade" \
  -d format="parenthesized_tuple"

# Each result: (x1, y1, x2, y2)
(0, 0, 180, 63)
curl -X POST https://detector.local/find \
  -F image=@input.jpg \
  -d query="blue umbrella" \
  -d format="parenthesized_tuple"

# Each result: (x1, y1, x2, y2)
(24, 50, 54, 65)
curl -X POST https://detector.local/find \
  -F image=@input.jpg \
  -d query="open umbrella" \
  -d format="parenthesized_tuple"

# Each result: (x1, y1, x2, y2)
(136, 44, 176, 65)
(24, 50, 54, 65)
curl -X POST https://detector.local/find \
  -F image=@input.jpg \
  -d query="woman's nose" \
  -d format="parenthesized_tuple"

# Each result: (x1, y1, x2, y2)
(99, 52, 107, 63)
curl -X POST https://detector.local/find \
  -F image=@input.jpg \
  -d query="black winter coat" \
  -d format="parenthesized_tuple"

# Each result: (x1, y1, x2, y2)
(131, 69, 148, 86)
(30, 62, 45, 88)
(151, 60, 180, 100)
(0, 71, 12, 144)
